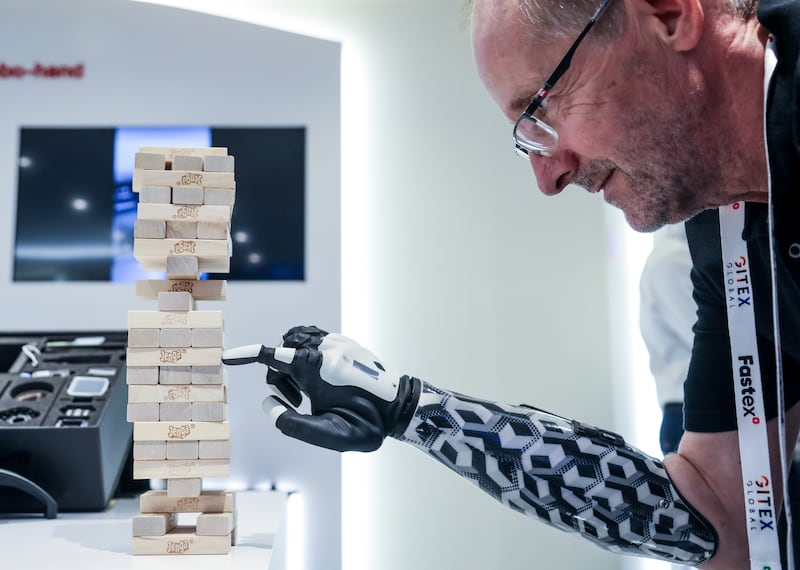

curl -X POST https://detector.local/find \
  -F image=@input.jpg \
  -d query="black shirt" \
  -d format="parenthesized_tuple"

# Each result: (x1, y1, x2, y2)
(683, 0, 800, 432)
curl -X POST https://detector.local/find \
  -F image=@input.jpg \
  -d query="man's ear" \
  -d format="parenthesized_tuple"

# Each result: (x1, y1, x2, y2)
(630, 0, 705, 51)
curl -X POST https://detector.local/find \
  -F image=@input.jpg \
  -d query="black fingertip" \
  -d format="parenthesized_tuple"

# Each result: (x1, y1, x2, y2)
(256, 345, 276, 365)
(283, 325, 328, 348)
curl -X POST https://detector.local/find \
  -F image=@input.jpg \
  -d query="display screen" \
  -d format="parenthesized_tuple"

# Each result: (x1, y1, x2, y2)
(66, 376, 110, 398)
(14, 126, 306, 282)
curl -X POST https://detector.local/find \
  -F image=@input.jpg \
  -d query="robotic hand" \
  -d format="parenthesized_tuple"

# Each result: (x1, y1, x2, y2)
(223, 326, 717, 564)
(222, 326, 421, 452)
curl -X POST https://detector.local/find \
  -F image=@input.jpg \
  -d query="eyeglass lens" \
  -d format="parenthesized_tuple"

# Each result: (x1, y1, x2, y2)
(515, 116, 558, 156)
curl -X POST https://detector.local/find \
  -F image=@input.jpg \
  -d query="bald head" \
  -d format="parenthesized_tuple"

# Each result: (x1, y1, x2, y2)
(470, 0, 624, 44)
(468, 0, 757, 41)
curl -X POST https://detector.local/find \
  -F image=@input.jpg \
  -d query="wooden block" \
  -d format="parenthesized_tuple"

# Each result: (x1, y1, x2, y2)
(197, 220, 230, 240)
(126, 366, 159, 385)
(136, 279, 227, 301)
(132, 513, 177, 537)
(166, 255, 199, 279)
(203, 187, 236, 207)
(191, 402, 227, 422)
(133, 169, 235, 192)
(160, 328, 192, 347)
(172, 155, 204, 172)
(157, 291, 195, 311)
(165, 221, 197, 239)
(172, 185, 204, 205)
(192, 402, 227, 422)
(158, 366, 192, 385)
(134, 219, 166, 239)
(198, 440, 230, 460)
(133, 459, 230, 480)
(197, 512, 235, 536)
(160, 401, 193, 421)
(129, 384, 226, 404)
(139, 146, 227, 159)
(166, 440, 199, 460)
(139, 490, 235, 514)
(167, 477, 202, 497)
(127, 328, 160, 348)
(134, 421, 230, 442)
(133, 441, 166, 460)
(139, 186, 171, 203)
(135, 152, 167, 170)
(191, 328, 224, 348)
(132, 528, 231, 555)
(202, 155, 234, 172)
(139, 256, 230, 275)
(127, 402, 160, 422)
(192, 365, 226, 385)
(135, 238, 231, 259)
(137, 203, 231, 224)
(127, 347, 222, 367)
(128, 310, 223, 329)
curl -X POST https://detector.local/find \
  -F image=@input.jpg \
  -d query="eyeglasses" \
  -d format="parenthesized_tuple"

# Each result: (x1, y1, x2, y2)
(513, 0, 617, 158)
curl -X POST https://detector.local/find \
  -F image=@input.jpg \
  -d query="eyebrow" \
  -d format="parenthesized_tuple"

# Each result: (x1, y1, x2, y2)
(509, 88, 540, 116)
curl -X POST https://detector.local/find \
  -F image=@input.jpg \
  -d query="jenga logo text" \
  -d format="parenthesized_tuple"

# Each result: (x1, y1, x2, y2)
(180, 173, 203, 185)
(167, 424, 193, 439)
(171, 240, 196, 254)
(176, 497, 199, 512)
(160, 348, 186, 363)
(170, 281, 194, 293)
(168, 461, 196, 475)
(163, 313, 188, 326)
(167, 386, 191, 400)
(168, 148, 193, 158)
(166, 539, 191, 554)
(175, 205, 199, 219)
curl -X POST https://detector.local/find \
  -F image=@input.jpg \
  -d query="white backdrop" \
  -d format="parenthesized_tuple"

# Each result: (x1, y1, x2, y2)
(0, 2, 342, 569)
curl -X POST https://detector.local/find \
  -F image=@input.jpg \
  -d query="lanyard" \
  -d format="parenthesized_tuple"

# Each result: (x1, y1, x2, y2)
(717, 36, 782, 570)
(719, 202, 782, 570)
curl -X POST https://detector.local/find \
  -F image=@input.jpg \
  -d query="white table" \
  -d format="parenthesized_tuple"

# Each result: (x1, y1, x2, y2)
(0, 490, 287, 570)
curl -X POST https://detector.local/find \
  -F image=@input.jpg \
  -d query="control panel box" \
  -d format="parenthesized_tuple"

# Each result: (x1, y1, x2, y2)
(0, 332, 131, 512)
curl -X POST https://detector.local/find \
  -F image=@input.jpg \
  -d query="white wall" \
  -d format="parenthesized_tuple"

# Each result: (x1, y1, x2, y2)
(139, 2, 624, 569)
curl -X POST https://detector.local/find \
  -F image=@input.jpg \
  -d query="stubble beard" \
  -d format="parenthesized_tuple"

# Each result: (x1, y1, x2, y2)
(608, 95, 721, 233)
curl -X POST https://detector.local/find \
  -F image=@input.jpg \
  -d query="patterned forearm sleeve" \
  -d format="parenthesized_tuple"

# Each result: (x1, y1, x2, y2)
(398, 382, 717, 565)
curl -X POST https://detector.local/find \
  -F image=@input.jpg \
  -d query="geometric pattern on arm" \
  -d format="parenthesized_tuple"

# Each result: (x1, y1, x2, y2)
(398, 382, 717, 565)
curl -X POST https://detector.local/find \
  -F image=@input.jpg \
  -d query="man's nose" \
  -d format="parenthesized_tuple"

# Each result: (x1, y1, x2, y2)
(529, 149, 579, 196)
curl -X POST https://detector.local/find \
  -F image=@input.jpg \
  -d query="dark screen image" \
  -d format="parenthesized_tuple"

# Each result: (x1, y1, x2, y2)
(14, 126, 306, 282)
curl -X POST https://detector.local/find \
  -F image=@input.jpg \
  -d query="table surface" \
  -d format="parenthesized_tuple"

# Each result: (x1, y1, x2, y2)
(0, 490, 287, 570)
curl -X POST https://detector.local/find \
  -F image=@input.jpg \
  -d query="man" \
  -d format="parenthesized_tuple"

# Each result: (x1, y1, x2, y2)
(224, 0, 800, 567)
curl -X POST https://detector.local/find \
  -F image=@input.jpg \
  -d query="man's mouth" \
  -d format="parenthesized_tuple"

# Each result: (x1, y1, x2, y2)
(596, 169, 614, 194)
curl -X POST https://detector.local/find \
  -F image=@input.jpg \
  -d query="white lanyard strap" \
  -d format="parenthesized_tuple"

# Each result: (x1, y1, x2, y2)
(719, 202, 782, 570)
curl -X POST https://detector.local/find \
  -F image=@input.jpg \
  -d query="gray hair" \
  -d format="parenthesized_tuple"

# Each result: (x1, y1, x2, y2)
(465, 0, 757, 42)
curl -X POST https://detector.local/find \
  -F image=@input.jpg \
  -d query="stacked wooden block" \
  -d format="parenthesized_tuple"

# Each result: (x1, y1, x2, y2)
(127, 146, 236, 555)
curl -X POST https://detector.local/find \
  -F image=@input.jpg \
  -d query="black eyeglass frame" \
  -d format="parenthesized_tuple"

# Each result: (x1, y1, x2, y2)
(513, 0, 618, 157)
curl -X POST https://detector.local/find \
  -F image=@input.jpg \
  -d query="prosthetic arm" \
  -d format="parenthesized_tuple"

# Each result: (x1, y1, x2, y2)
(223, 326, 717, 565)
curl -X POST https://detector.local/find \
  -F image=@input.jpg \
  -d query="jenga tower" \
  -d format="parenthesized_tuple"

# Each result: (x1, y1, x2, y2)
(126, 146, 236, 555)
